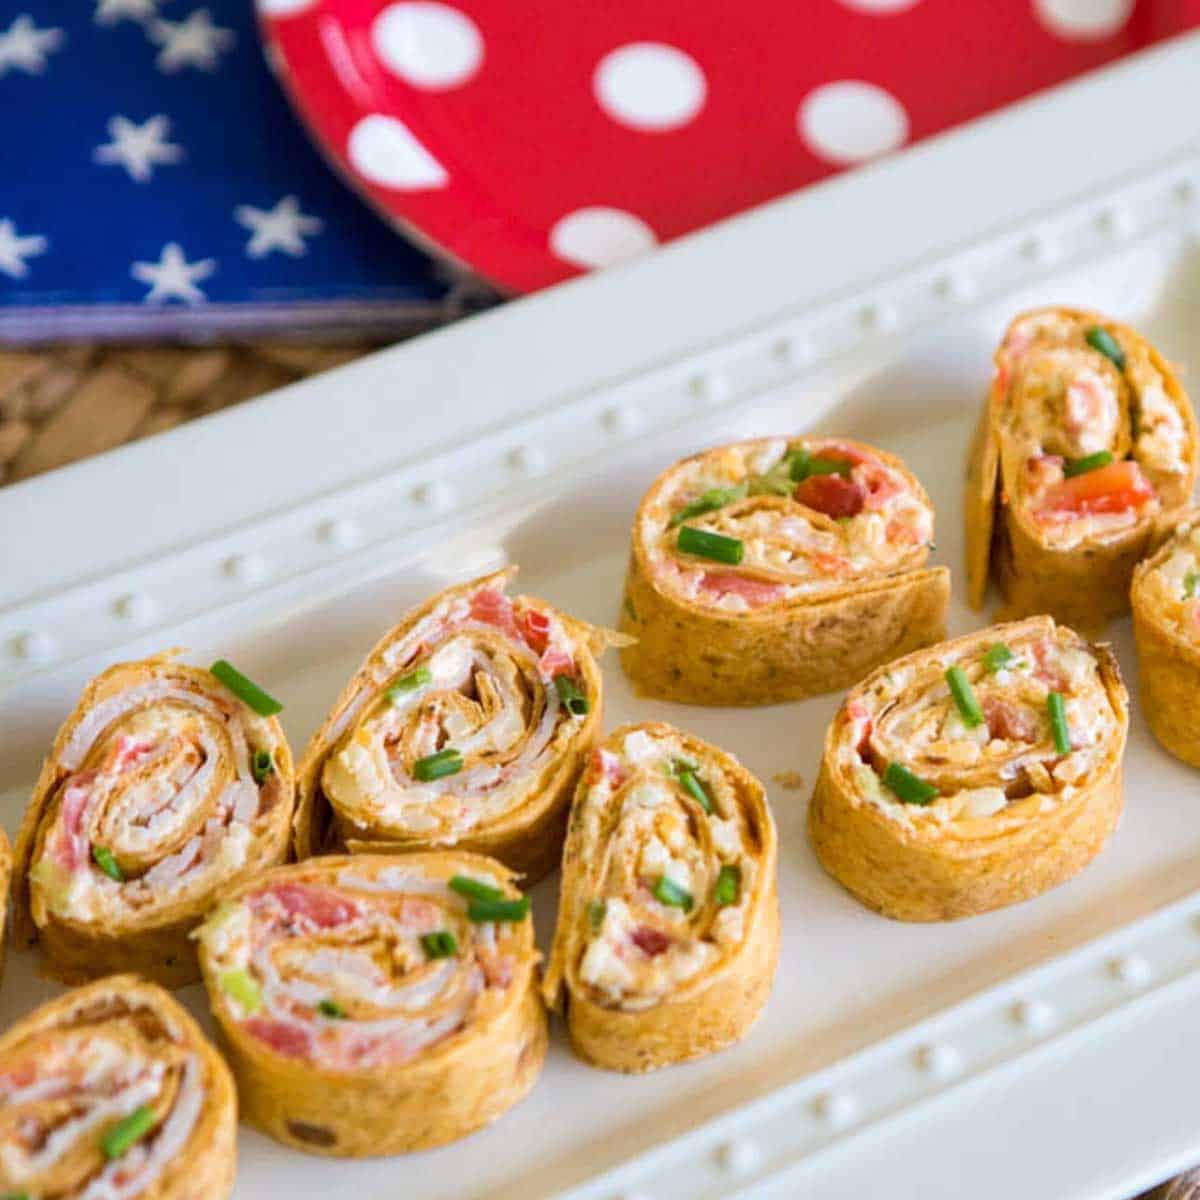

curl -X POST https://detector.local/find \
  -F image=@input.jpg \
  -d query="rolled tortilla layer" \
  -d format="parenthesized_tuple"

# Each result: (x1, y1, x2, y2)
(966, 306, 1197, 632)
(13, 653, 295, 987)
(1132, 509, 1200, 766)
(809, 616, 1128, 921)
(0, 974, 236, 1200)
(543, 722, 778, 1072)
(619, 435, 949, 704)
(294, 568, 607, 882)
(194, 852, 547, 1157)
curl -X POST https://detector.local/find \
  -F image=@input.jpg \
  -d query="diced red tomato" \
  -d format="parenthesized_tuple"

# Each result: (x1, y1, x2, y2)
(539, 648, 573, 678)
(982, 697, 1038, 743)
(522, 609, 551, 653)
(631, 926, 671, 957)
(590, 749, 627, 788)
(244, 1018, 312, 1059)
(810, 440, 873, 467)
(794, 473, 865, 518)
(1041, 460, 1154, 516)
(700, 571, 782, 606)
(268, 883, 358, 928)
(469, 587, 520, 640)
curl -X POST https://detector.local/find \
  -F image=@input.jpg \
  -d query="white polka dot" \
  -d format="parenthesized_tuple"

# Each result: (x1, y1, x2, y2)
(836, 0, 923, 11)
(257, 0, 318, 14)
(549, 207, 657, 270)
(1033, 0, 1133, 40)
(347, 114, 448, 189)
(371, 3, 484, 89)
(594, 43, 705, 132)
(798, 80, 909, 165)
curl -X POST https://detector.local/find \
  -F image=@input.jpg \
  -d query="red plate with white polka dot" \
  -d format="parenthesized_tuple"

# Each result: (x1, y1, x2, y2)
(260, 0, 1200, 294)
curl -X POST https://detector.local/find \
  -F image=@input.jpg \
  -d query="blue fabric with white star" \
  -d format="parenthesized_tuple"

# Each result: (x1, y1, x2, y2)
(0, 2, 454, 341)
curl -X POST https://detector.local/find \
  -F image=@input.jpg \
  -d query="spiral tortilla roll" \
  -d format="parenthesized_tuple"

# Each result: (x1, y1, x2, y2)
(13, 653, 295, 987)
(808, 616, 1128, 921)
(195, 851, 546, 1156)
(294, 568, 606, 882)
(619, 435, 949, 705)
(0, 974, 236, 1200)
(543, 722, 778, 1073)
(1132, 509, 1200, 766)
(966, 306, 1197, 632)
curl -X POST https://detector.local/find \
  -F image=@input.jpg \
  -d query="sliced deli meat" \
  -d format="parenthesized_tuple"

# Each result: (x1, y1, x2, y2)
(13, 653, 295, 988)
(543, 722, 778, 1072)
(965, 306, 1197, 632)
(194, 852, 546, 1156)
(808, 616, 1128, 921)
(618, 436, 949, 705)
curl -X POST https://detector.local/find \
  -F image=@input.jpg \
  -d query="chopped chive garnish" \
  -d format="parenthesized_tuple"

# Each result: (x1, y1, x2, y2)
(669, 483, 749, 527)
(1085, 325, 1126, 370)
(387, 666, 432, 701)
(677, 768, 713, 814)
(714, 865, 741, 907)
(652, 875, 694, 911)
(251, 749, 274, 784)
(882, 762, 939, 806)
(210, 660, 283, 716)
(467, 896, 530, 923)
(587, 899, 606, 931)
(1047, 692, 1072, 755)
(945, 666, 984, 728)
(1185, 572, 1198, 600)
(1063, 450, 1114, 478)
(983, 643, 1015, 673)
(553, 674, 590, 716)
(318, 998, 346, 1019)
(422, 930, 458, 959)
(676, 526, 744, 565)
(219, 967, 262, 1014)
(787, 447, 812, 481)
(101, 1104, 157, 1160)
(413, 748, 463, 782)
(449, 875, 504, 903)
(805, 456, 852, 479)
(92, 845, 123, 882)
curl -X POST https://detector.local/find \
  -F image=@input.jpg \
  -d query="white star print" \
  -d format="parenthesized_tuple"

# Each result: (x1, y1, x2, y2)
(130, 243, 216, 304)
(234, 196, 323, 259)
(94, 0, 159, 25)
(148, 8, 234, 72)
(0, 219, 48, 280)
(0, 14, 64, 76)
(94, 115, 184, 182)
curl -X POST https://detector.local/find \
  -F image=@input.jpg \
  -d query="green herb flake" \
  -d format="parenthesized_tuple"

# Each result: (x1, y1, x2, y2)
(714, 865, 741, 907)
(91, 845, 124, 883)
(101, 1104, 158, 1160)
(652, 875, 694, 911)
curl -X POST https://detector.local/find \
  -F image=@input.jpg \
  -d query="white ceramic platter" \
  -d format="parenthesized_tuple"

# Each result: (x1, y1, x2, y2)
(3, 33, 1200, 1200)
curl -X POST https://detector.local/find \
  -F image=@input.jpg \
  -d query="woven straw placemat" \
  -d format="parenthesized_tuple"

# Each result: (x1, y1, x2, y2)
(0, 341, 384, 486)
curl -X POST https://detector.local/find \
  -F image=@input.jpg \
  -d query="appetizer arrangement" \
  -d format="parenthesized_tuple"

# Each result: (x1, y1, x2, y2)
(619, 435, 949, 704)
(0, 305, 1194, 1192)
(966, 306, 1196, 633)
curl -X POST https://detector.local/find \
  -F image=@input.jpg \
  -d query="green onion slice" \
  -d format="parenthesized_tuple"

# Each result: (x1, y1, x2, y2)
(1047, 692, 1072, 755)
(449, 875, 504, 903)
(1085, 325, 1126, 370)
(92, 844, 124, 882)
(669, 483, 749, 527)
(652, 875, 694, 911)
(676, 766, 713, 813)
(587, 899, 607, 931)
(219, 967, 262, 1014)
(676, 526, 744, 565)
(101, 1104, 157, 1160)
(1185, 571, 1198, 600)
(421, 930, 458, 959)
(467, 896, 531, 923)
(882, 762, 939, 806)
(209, 660, 283, 716)
(553, 674, 590, 716)
(983, 643, 1015, 673)
(251, 749, 274, 784)
(413, 748, 463, 782)
(387, 666, 432, 701)
(714, 865, 741, 907)
(945, 666, 984, 728)
(317, 998, 346, 1019)
(1063, 449, 1114, 478)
